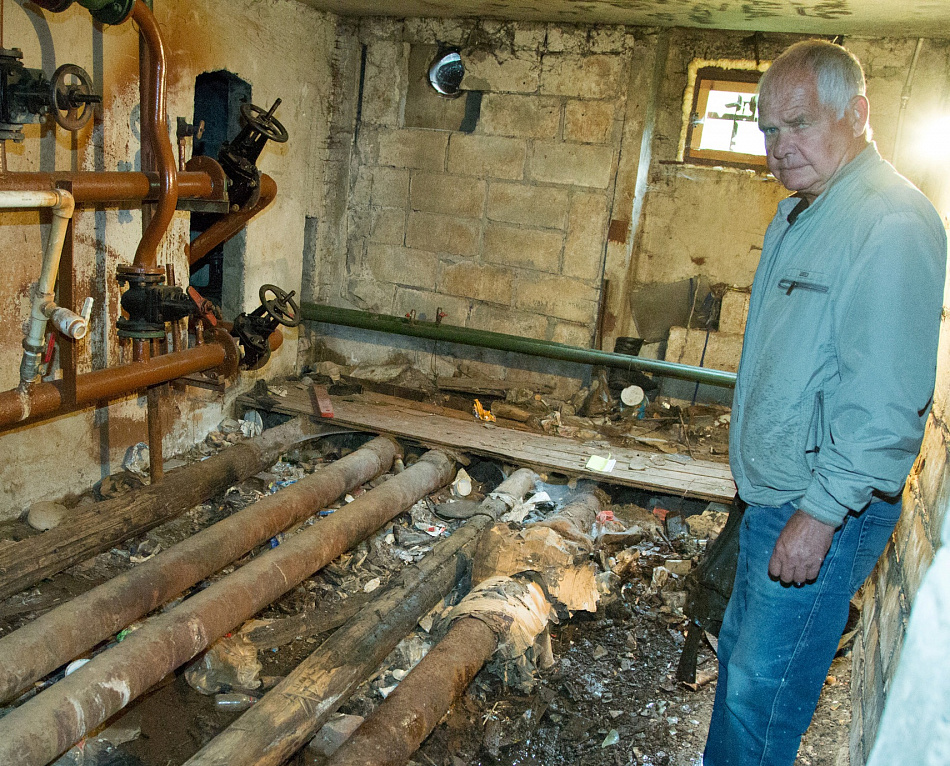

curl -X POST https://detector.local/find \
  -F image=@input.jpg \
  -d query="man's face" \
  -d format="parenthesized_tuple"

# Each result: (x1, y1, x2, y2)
(757, 69, 867, 200)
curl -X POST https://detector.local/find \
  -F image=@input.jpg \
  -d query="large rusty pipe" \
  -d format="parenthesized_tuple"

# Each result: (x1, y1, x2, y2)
(0, 450, 455, 766)
(130, 0, 178, 271)
(0, 171, 214, 202)
(0, 340, 229, 427)
(328, 617, 498, 766)
(188, 174, 277, 265)
(0, 416, 321, 603)
(0, 436, 399, 704)
(186, 468, 538, 766)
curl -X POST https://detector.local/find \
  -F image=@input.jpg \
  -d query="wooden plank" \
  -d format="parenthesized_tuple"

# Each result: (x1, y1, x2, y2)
(239, 386, 736, 502)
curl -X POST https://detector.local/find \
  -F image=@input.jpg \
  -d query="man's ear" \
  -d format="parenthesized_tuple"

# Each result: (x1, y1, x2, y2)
(848, 95, 870, 137)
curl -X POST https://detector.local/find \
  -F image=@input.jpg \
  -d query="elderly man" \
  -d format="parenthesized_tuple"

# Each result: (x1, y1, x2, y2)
(704, 41, 946, 765)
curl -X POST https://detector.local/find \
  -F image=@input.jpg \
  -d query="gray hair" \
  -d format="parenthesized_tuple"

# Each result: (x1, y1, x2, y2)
(758, 40, 866, 119)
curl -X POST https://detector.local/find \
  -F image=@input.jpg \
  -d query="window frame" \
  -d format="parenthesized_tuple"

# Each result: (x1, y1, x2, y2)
(680, 62, 769, 170)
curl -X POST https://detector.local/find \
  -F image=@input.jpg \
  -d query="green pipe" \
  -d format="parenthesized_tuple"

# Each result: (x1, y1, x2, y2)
(301, 303, 737, 388)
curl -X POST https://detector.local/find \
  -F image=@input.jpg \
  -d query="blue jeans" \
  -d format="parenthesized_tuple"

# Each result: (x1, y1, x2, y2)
(704, 499, 901, 766)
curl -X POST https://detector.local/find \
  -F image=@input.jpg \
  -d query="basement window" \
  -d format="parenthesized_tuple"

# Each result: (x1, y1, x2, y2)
(681, 65, 767, 169)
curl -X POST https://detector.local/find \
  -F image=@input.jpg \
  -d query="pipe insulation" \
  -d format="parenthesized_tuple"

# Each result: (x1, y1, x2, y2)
(0, 450, 456, 766)
(0, 435, 400, 704)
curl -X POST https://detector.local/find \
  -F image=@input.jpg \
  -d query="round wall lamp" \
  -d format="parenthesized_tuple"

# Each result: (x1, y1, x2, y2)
(428, 48, 465, 98)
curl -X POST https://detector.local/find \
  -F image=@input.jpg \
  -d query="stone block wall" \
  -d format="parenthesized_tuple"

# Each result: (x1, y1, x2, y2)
(312, 19, 633, 377)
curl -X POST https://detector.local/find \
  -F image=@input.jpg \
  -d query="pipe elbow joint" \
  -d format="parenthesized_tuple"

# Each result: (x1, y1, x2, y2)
(51, 189, 75, 219)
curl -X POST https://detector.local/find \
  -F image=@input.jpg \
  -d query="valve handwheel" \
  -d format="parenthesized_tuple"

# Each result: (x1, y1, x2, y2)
(50, 64, 100, 131)
(240, 102, 289, 144)
(259, 284, 301, 327)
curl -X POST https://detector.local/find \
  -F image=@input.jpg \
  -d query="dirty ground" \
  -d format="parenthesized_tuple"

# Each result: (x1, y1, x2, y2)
(0, 396, 852, 766)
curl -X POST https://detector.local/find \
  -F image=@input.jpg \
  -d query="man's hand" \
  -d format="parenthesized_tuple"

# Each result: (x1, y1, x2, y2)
(768, 510, 836, 585)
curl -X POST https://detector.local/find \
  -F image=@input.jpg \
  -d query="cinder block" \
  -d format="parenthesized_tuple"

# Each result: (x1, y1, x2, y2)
(440, 261, 514, 304)
(469, 302, 547, 339)
(483, 222, 563, 274)
(486, 182, 569, 230)
(393, 287, 471, 326)
(564, 100, 616, 144)
(589, 26, 628, 53)
(513, 272, 599, 323)
(513, 24, 547, 51)
(448, 134, 527, 180)
(720, 289, 751, 334)
(665, 327, 744, 373)
(346, 277, 396, 312)
(563, 192, 609, 281)
(405, 212, 480, 257)
(540, 53, 626, 99)
(545, 25, 588, 54)
(552, 320, 593, 347)
(914, 423, 948, 535)
(410, 173, 486, 217)
(480, 94, 560, 139)
(360, 41, 408, 127)
(898, 510, 935, 603)
(403, 17, 466, 45)
(368, 208, 406, 246)
(464, 49, 541, 94)
(378, 129, 448, 171)
(371, 167, 410, 208)
(531, 141, 614, 188)
(365, 244, 437, 289)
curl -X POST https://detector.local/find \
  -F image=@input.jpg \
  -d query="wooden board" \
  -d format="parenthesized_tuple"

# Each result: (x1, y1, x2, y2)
(238, 386, 736, 502)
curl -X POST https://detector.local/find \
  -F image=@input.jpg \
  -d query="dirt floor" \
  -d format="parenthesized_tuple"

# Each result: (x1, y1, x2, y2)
(0, 395, 855, 766)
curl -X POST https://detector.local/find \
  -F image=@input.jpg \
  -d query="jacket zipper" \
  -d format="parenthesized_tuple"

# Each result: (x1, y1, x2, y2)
(779, 278, 829, 295)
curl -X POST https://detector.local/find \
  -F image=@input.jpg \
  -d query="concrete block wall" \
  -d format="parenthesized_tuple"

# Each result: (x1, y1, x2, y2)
(311, 19, 632, 382)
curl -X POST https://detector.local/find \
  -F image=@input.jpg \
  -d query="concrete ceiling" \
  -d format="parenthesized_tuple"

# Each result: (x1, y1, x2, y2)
(297, 0, 950, 39)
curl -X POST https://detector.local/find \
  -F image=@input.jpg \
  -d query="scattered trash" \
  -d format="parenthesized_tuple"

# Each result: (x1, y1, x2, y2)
(122, 442, 150, 477)
(473, 399, 496, 422)
(214, 692, 258, 711)
(25, 500, 68, 531)
(453, 468, 473, 497)
(602, 729, 620, 747)
(184, 633, 262, 695)
(586, 453, 616, 472)
(240, 410, 264, 438)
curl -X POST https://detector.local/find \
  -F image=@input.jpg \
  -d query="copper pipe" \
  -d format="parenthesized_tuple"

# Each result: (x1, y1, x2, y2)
(130, 0, 178, 271)
(188, 174, 277, 265)
(0, 171, 213, 202)
(0, 342, 228, 427)
(0, 436, 399, 704)
(0, 451, 455, 766)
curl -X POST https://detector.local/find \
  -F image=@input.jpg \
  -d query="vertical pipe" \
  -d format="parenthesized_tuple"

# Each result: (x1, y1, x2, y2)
(146, 384, 164, 482)
(130, 0, 178, 271)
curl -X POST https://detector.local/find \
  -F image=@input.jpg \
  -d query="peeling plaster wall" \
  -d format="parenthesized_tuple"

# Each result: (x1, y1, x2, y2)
(0, 0, 337, 519)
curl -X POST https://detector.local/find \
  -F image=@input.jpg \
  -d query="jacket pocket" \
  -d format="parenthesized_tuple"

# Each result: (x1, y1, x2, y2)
(777, 268, 830, 296)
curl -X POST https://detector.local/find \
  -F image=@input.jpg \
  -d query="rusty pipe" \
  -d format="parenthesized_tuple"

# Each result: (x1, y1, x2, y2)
(0, 171, 214, 202)
(188, 174, 277, 265)
(186, 468, 538, 766)
(0, 339, 231, 427)
(0, 450, 455, 766)
(328, 617, 498, 766)
(130, 0, 177, 271)
(0, 436, 399, 704)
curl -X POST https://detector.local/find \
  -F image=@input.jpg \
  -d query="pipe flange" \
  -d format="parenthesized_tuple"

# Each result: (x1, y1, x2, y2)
(81, 0, 134, 25)
(208, 326, 240, 379)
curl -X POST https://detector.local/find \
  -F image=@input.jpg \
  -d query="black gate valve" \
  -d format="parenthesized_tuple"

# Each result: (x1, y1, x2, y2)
(231, 284, 300, 370)
(116, 268, 198, 340)
(218, 99, 288, 211)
